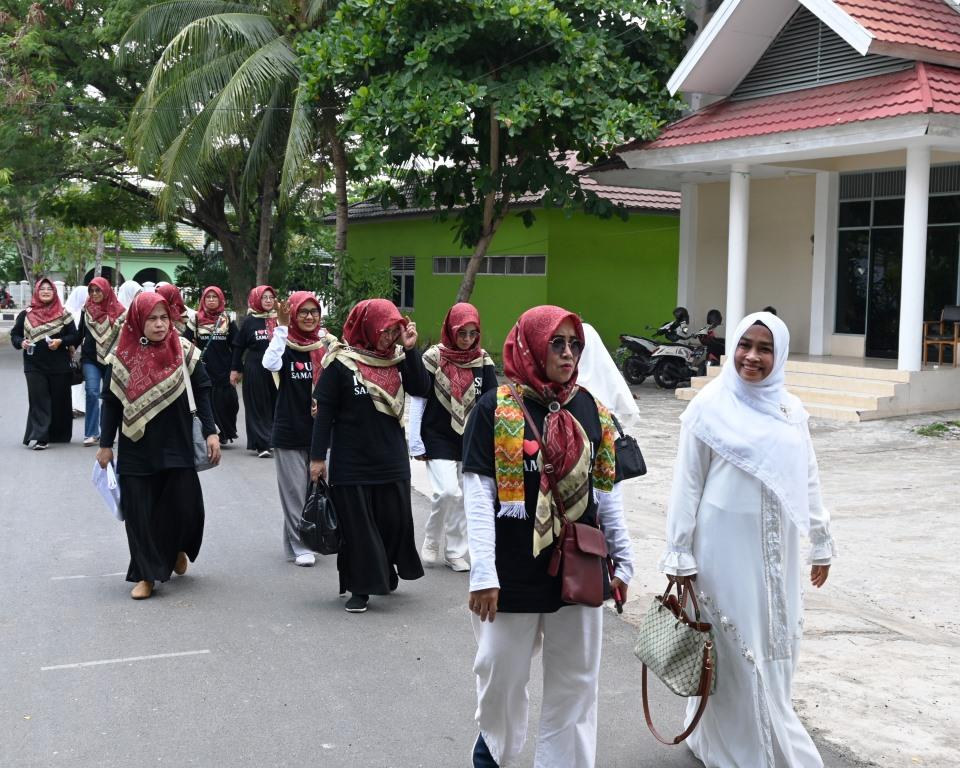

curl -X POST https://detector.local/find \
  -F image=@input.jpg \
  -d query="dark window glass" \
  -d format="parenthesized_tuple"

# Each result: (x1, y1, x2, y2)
(839, 201, 871, 228)
(489, 258, 506, 274)
(508, 256, 525, 274)
(924, 226, 960, 319)
(928, 195, 960, 225)
(835, 230, 869, 334)
(404, 275, 415, 309)
(872, 198, 904, 227)
(433, 257, 443, 274)
(391, 274, 403, 307)
(865, 228, 903, 358)
(526, 256, 546, 274)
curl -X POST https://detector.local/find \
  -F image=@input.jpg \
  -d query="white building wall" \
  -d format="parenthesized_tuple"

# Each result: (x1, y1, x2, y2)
(695, 175, 817, 350)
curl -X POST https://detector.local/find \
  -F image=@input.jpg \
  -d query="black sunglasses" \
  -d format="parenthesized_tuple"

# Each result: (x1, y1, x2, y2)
(549, 336, 583, 357)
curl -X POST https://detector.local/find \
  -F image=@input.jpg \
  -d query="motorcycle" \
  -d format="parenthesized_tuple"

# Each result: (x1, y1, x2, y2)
(617, 307, 691, 385)
(650, 309, 724, 390)
(0, 291, 15, 310)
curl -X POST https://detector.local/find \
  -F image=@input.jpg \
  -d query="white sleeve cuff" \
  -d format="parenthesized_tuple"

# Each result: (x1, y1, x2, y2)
(464, 473, 499, 592)
(808, 526, 838, 565)
(261, 325, 288, 372)
(596, 484, 634, 585)
(659, 549, 698, 577)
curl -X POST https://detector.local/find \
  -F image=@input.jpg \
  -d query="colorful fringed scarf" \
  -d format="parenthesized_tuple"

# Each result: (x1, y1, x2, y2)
(493, 384, 617, 556)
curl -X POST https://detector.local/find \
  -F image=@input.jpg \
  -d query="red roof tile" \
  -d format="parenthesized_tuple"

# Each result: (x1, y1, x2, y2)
(838, 0, 960, 58)
(621, 63, 960, 152)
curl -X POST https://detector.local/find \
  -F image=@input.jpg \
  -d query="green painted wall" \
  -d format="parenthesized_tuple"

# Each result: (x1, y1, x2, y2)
(80, 251, 185, 285)
(345, 207, 679, 357)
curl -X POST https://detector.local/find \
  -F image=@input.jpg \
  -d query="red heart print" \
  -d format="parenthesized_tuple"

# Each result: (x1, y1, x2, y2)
(294, 361, 305, 371)
(523, 439, 539, 456)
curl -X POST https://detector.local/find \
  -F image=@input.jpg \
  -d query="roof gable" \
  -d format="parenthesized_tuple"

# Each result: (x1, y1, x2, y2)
(671, 0, 960, 98)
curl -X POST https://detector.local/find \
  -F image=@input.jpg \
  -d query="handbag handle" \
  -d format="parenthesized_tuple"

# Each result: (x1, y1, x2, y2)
(181, 351, 198, 415)
(641, 642, 714, 745)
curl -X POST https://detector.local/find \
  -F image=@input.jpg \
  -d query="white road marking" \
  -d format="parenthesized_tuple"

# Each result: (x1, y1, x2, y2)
(41, 649, 211, 671)
(50, 572, 126, 581)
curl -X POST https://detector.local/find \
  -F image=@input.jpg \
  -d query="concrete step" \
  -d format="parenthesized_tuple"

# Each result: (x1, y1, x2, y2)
(785, 386, 890, 410)
(803, 403, 866, 422)
(784, 359, 911, 383)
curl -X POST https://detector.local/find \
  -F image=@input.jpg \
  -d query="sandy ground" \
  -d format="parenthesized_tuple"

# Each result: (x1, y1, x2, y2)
(413, 383, 960, 768)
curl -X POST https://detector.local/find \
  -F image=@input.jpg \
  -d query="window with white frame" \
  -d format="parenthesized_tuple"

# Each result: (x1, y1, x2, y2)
(432, 254, 547, 276)
(390, 256, 415, 310)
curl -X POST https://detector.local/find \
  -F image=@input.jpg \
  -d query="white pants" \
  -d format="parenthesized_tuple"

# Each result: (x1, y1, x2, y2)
(423, 459, 468, 562)
(472, 605, 603, 768)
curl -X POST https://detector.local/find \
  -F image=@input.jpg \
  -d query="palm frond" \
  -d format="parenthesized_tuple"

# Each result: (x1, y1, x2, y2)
(199, 35, 299, 160)
(305, 0, 332, 25)
(240, 84, 291, 200)
(118, 1, 256, 65)
(278, 83, 319, 206)
(145, 13, 281, 75)
(130, 46, 258, 170)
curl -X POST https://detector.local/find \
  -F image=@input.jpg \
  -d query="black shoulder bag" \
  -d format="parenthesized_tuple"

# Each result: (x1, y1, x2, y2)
(298, 478, 341, 555)
(611, 414, 646, 481)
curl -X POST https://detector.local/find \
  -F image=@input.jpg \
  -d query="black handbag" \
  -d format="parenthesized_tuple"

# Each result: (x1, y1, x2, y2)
(69, 349, 84, 386)
(612, 414, 646, 481)
(299, 478, 341, 555)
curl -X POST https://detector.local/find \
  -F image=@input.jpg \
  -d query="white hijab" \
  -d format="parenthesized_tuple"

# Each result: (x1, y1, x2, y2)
(117, 280, 142, 309)
(64, 286, 88, 322)
(680, 312, 812, 534)
(577, 323, 642, 429)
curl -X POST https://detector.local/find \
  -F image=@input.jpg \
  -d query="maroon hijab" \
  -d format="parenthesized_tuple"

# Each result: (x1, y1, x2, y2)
(195, 285, 226, 327)
(341, 298, 407, 395)
(503, 305, 587, 501)
(439, 302, 483, 401)
(111, 293, 183, 402)
(156, 283, 187, 324)
(286, 291, 325, 385)
(27, 278, 67, 325)
(247, 285, 278, 334)
(85, 277, 125, 324)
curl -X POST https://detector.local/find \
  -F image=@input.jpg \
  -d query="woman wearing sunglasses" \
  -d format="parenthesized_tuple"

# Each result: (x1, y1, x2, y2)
(309, 298, 431, 613)
(407, 303, 498, 571)
(263, 292, 329, 566)
(461, 305, 634, 768)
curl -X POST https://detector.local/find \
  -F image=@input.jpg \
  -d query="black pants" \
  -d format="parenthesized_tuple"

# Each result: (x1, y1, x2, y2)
(121, 468, 205, 583)
(23, 371, 73, 444)
(211, 383, 239, 440)
(242, 354, 276, 451)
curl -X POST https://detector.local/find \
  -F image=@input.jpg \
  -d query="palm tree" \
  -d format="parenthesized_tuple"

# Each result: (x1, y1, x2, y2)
(118, 0, 344, 305)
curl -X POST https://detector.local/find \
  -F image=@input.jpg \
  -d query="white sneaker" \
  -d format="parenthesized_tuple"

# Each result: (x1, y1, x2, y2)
(258, 449, 273, 459)
(294, 553, 316, 567)
(420, 544, 440, 565)
(446, 557, 471, 572)
(83, 436, 97, 447)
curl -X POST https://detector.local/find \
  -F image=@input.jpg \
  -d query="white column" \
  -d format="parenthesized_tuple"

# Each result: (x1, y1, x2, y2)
(810, 171, 839, 356)
(897, 146, 931, 371)
(725, 164, 750, 356)
(677, 183, 699, 310)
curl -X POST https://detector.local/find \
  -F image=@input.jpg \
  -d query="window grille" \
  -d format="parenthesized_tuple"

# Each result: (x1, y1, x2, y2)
(432, 255, 547, 276)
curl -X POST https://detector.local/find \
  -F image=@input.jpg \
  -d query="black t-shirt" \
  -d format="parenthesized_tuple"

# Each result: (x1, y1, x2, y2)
(232, 316, 273, 372)
(311, 350, 431, 485)
(420, 363, 498, 461)
(185, 318, 238, 385)
(461, 388, 605, 613)
(100, 362, 217, 476)
(271, 347, 318, 450)
(76, 311, 121, 369)
(10, 311, 79, 374)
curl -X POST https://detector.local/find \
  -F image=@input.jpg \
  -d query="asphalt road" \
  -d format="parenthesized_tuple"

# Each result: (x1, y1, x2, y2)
(0, 345, 861, 767)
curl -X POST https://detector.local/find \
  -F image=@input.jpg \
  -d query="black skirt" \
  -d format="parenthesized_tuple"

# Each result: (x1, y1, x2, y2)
(23, 371, 73, 444)
(120, 468, 205, 583)
(242, 352, 277, 451)
(330, 481, 424, 595)
(211, 383, 239, 441)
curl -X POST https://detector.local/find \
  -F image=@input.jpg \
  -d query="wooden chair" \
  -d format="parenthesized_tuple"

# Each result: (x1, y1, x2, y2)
(923, 305, 960, 366)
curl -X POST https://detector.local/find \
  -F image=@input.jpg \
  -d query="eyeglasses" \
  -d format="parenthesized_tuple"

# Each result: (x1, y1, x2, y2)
(549, 336, 583, 357)
(296, 308, 321, 318)
(457, 329, 480, 339)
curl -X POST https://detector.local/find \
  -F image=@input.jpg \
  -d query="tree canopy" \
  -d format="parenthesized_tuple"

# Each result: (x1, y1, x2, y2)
(299, 0, 688, 299)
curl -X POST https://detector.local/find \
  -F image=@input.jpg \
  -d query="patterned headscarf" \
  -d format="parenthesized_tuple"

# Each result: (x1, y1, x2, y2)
(323, 298, 408, 419)
(422, 303, 493, 434)
(285, 291, 327, 386)
(193, 285, 229, 337)
(502, 306, 592, 556)
(23, 278, 72, 343)
(247, 285, 278, 335)
(107, 293, 199, 441)
(156, 283, 187, 324)
(83, 277, 126, 363)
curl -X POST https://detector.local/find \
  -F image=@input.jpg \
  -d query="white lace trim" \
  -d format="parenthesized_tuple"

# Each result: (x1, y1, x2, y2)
(658, 549, 697, 576)
(761, 485, 791, 660)
(808, 523, 837, 564)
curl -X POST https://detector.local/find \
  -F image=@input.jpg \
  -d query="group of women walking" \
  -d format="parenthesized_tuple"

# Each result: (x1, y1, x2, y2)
(11, 274, 835, 767)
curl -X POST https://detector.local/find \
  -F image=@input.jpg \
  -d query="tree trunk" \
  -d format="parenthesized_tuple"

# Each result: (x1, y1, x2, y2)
(94, 229, 105, 278)
(457, 105, 502, 303)
(12, 207, 45, 286)
(255, 162, 278, 285)
(327, 117, 349, 289)
(113, 230, 121, 286)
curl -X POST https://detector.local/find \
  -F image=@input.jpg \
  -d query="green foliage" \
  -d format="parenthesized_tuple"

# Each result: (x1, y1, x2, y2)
(47, 183, 157, 233)
(913, 420, 960, 438)
(175, 248, 233, 306)
(299, 0, 688, 249)
(317, 251, 393, 340)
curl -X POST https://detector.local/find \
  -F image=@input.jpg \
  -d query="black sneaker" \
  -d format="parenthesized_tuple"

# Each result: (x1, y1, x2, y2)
(344, 594, 368, 613)
(389, 570, 399, 592)
(33, 442, 48, 451)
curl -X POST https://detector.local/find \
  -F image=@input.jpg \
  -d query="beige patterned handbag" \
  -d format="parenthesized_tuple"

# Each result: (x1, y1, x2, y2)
(634, 579, 717, 745)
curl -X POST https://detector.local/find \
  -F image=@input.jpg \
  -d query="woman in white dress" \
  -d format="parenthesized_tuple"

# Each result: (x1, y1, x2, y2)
(65, 286, 88, 416)
(660, 311, 836, 768)
(577, 322, 641, 429)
